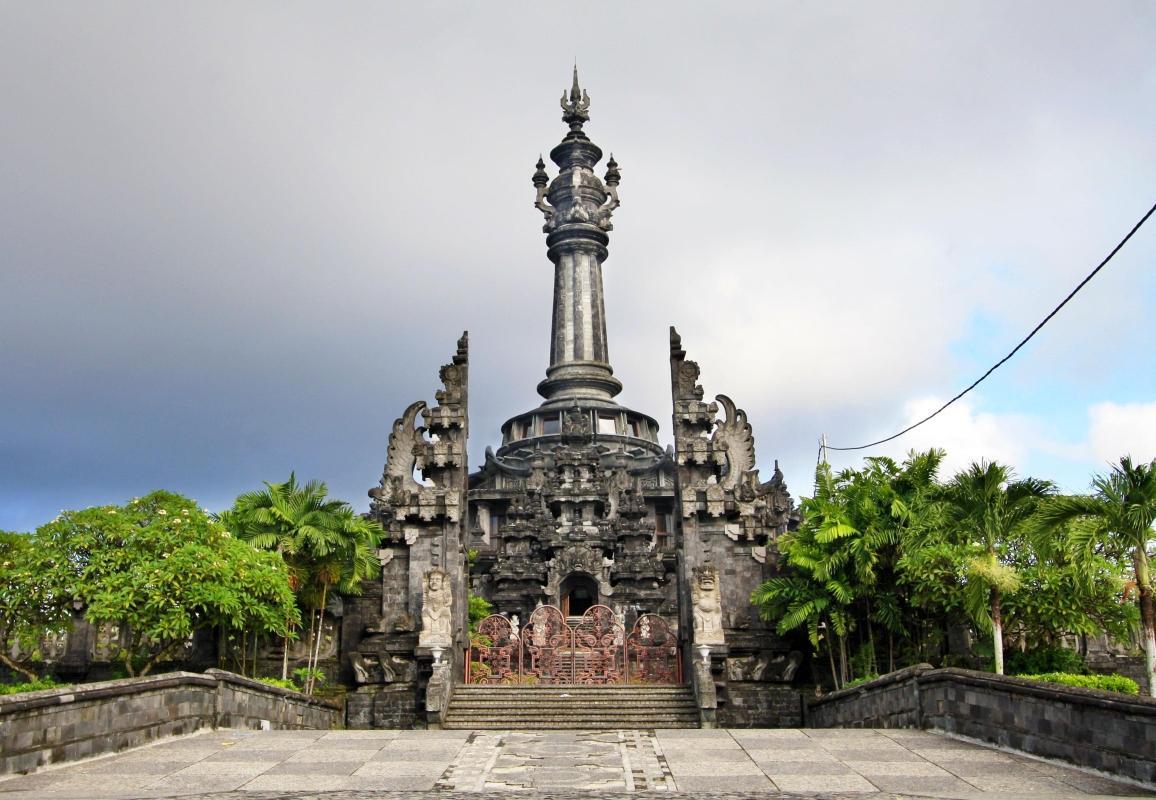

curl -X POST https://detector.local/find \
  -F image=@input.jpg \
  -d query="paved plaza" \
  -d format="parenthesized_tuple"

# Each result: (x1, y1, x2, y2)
(0, 727, 1150, 800)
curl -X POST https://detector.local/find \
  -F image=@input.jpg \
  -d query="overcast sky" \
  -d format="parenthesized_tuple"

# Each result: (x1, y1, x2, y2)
(2, 2, 1155, 531)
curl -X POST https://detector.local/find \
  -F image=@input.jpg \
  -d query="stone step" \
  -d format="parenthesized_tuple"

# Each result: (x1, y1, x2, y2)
(442, 720, 700, 729)
(445, 708, 699, 715)
(452, 686, 691, 694)
(444, 683, 700, 730)
(441, 698, 693, 702)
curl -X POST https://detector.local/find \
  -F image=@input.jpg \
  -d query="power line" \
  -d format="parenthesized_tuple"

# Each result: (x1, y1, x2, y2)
(826, 200, 1156, 453)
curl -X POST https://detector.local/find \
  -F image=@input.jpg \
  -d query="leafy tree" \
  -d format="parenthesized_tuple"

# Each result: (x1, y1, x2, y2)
(0, 532, 72, 681)
(753, 462, 858, 688)
(933, 461, 1053, 675)
(753, 450, 945, 687)
(32, 492, 299, 676)
(218, 475, 381, 692)
(1001, 522, 1136, 649)
(1033, 456, 1156, 694)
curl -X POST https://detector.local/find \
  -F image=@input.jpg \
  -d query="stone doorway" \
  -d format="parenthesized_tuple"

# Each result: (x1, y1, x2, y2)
(560, 573, 599, 617)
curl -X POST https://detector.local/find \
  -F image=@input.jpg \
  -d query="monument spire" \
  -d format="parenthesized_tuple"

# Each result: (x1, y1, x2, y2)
(533, 69, 623, 403)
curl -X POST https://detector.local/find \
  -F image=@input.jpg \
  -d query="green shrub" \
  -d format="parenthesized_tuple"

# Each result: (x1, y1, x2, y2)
(292, 667, 325, 690)
(256, 677, 301, 692)
(843, 674, 880, 689)
(0, 677, 62, 695)
(1006, 646, 1086, 676)
(468, 595, 494, 632)
(1019, 672, 1139, 695)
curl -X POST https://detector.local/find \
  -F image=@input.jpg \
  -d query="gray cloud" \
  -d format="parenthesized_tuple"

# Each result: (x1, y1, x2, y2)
(2, 2, 1154, 529)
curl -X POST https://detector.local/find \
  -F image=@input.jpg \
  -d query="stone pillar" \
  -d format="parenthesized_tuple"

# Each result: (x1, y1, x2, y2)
(533, 69, 624, 405)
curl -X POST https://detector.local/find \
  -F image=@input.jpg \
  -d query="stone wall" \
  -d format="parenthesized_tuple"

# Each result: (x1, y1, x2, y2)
(345, 683, 418, 729)
(0, 669, 340, 775)
(718, 682, 804, 728)
(809, 665, 1156, 785)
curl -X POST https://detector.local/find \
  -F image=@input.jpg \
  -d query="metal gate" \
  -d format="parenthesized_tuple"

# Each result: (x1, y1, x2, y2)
(466, 604, 682, 685)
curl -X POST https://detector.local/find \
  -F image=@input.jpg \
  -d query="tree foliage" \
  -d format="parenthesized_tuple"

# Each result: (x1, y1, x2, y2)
(218, 474, 382, 692)
(754, 450, 1140, 688)
(1033, 456, 1156, 694)
(29, 492, 299, 677)
(0, 531, 73, 680)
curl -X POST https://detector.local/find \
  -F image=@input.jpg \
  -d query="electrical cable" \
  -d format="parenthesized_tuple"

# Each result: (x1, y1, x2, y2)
(825, 200, 1156, 452)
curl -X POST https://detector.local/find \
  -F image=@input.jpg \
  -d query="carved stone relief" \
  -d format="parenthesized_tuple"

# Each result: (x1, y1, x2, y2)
(418, 568, 453, 648)
(544, 544, 613, 600)
(691, 565, 725, 645)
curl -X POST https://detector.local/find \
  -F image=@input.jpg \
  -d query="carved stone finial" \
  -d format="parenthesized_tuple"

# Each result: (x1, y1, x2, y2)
(604, 154, 620, 186)
(560, 66, 591, 133)
(533, 156, 554, 226)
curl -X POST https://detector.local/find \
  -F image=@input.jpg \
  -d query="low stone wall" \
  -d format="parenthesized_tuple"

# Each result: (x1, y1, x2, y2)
(719, 683, 804, 727)
(0, 669, 341, 775)
(346, 683, 419, 729)
(809, 665, 1156, 785)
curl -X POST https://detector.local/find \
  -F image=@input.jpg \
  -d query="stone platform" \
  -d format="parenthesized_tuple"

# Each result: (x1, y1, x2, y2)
(0, 728, 1149, 799)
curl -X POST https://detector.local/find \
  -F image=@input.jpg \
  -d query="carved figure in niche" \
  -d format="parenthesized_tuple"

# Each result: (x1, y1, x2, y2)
(419, 568, 453, 648)
(676, 359, 704, 400)
(561, 405, 592, 441)
(350, 652, 397, 685)
(725, 650, 804, 682)
(691, 565, 725, 644)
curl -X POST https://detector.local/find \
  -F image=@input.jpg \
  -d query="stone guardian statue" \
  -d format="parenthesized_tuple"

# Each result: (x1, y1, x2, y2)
(418, 568, 453, 649)
(691, 565, 725, 645)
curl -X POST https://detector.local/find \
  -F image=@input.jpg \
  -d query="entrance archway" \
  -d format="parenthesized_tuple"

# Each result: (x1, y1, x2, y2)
(559, 573, 599, 617)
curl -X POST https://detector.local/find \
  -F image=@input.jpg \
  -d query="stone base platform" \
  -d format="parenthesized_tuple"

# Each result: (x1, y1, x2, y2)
(0, 728, 1149, 799)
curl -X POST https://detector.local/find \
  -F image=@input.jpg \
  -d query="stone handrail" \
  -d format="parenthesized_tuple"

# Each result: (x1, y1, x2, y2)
(808, 665, 1156, 785)
(1, 669, 341, 775)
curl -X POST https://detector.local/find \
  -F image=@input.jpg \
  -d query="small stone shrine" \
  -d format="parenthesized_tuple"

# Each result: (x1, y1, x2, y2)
(342, 71, 803, 728)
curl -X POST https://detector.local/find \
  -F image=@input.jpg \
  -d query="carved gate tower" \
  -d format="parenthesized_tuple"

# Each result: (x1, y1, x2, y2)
(347, 71, 803, 728)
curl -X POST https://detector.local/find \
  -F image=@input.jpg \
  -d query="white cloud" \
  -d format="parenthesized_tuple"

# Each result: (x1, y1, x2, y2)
(1087, 401, 1156, 465)
(834, 396, 1047, 480)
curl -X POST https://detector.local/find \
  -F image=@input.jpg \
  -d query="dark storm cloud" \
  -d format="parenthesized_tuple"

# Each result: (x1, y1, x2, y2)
(2, 2, 1154, 529)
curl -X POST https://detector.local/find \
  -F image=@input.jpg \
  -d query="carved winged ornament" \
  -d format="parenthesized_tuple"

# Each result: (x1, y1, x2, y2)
(380, 401, 428, 500)
(710, 394, 756, 491)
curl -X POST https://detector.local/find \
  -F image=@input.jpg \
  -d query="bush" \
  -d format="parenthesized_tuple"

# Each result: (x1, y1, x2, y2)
(468, 595, 494, 632)
(256, 677, 301, 692)
(843, 674, 880, 690)
(0, 677, 61, 695)
(1019, 672, 1139, 695)
(292, 667, 325, 690)
(1006, 646, 1086, 676)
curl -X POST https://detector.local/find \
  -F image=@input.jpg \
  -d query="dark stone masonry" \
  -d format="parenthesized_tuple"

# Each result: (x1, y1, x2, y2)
(341, 70, 805, 727)
(808, 665, 1156, 785)
(0, 669, 340, 775)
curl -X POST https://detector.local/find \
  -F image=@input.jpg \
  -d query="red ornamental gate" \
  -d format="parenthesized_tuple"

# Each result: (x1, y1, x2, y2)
(466, 605, 682, 685)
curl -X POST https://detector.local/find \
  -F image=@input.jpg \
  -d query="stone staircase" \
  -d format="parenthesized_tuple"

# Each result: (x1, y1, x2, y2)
(442, 684, 700, 729)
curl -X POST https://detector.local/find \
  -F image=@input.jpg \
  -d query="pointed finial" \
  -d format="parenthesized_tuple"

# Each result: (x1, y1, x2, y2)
(604, 153, 620, 186)
(532, 155, 549, 189)
(560, 66, 591, 133)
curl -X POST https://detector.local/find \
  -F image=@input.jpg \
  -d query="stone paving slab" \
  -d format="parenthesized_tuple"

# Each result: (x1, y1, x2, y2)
(0, 728, 1152, 799)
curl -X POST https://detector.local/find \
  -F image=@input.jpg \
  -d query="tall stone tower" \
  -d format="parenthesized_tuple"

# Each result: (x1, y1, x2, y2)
(350, 72, 803, 729)
(468, 70, 674, 622)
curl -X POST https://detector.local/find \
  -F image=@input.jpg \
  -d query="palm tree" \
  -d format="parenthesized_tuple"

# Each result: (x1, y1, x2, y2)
(753, 450, 946, 687)
(937, 461, 1052, 675)
(1034, 456, 1156, 694)
(218, 474, 382, 689)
